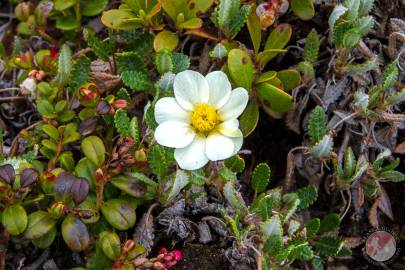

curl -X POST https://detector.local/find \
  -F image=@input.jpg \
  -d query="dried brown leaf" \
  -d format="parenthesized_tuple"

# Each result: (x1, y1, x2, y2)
(378, 186, 394, 221)
(368, 198, 380, 228)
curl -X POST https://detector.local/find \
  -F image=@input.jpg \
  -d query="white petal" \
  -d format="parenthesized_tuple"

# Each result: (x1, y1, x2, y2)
(218, 87, 249, 121)
(173, 70, 209, 110)
(154, 97, 190, 124)
(217, 119, 241, 137)
(205, 71, 231, 109)
(155, 121, 195, 148)
(231, 133, 243, 155)
(205, 132, 235, 161)
(174, 136, 209, 170)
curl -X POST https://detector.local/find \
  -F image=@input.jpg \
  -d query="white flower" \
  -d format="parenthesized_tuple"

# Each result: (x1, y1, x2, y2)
(20, 77, 36, 94)
(154, 70, 249, 170)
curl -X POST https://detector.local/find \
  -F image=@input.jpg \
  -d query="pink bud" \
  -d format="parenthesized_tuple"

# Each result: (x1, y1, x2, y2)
(114, 99, 128, 109)
(172, 250, 183, 261)
(159, 248, 168, 255)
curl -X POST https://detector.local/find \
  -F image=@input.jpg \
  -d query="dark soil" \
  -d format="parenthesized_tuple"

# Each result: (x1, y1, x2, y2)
(173, 244, 228, 270)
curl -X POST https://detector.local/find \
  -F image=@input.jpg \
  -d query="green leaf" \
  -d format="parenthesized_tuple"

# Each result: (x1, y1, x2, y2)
(154, 50, 174, 74)
(328, 4, 348, 40)
(148, 144, 170, 180)
(228, 49, 254, 91)
(343, 147, 356, 179)
(80, 0, 108, 16)
(312, 256, 324, 270)
(171, 52, 190, 73)
(354, 91, 369, 114)
(116, 51, 146, 74)
(2, 204, 27, 236)
(61, 216, 90, 252)
(83, 28, 112, 61)
(304, 29, 320, 64)
(81, 136, 106, 167)
(223, 180, 248, 216)
(101, 9, 143, 30)
(343, 0, 360, 20)
(99, 231, 121, 260)
(260, 24, 292, 66)
(379, 170, 405, 182)
(209, 43, 228, 59)
(24, 211, 57, 240)
(130, 116, 140, 145)
(277, 70, 301, 91)
(281, 193, 300, 223)
(54, 0, 77, 11)
(289, 243, 314, 261)
(239, 100, 259, 137)
(308, 106, 327, 145)
(32, 226, 57, 249)
(262, 215, 283, 256)
(114, 109, 131, 136)
(309, 134, 333, 158)
(291, 0, 315, 20)
(188, 169, 207, 186)
(75, 158, 97, 190)
(256, 83, 294, 113)
(319, 213, 341, 233)
(315, 237, 344, 257)
(86, 240, 113, 270)
(101, 199, 136, 230)
(296, 185, 318, 210)
(382, 60, 398, 90)
(121, 70, 151, 91)
(224, 155, 245, 173)
(251, 163, 271, 193)
(42, 124, 59, 141)
(251, 194, 275, 220)
(53, 44, 72, 87)
(359, 0, 375, 16)
(247, 6, 261, 53)
(228, 5, 251, 38)
(153, 30, 179, 52)
(387, 88, 405, 106)
(305, 218, 320, 238)
(168, 170, 189, 201)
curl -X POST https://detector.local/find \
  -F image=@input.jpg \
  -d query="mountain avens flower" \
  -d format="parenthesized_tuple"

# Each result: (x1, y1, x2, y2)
(154, 70, 249, 170)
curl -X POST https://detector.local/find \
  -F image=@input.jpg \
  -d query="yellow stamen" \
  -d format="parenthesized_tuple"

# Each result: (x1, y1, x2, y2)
(191, 103, 218, 133)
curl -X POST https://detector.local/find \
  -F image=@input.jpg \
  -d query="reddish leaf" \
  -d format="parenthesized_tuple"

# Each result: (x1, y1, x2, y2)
(55, 172, 76, 196)
(70, 177, 89, 205)
(378, 186, 394, 221)
(368, 198, 379, 228)
(0, 164, 16, 186)
(20, 168, 39, 188)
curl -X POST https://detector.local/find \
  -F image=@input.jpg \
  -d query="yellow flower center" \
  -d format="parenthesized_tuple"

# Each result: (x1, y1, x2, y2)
(191, 103, 218, 133)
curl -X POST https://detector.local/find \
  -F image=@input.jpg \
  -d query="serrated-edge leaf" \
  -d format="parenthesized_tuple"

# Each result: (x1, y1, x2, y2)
(387, 88, 405, 106)
(224, 155, 245, 173)
(318, 213, 341, 233)
(304, 29, 320, 64)
(382, 60, 399, 90)
(148, 144, 169, 180)
(359, 0, 375, 16)
(251, 163, 271, 193)
(308, 106, 327, 145)
(315, 237, 344, 257)
(310, 134, 333, 158)
(297, 185, 318, 210)
(83, 28, 112, 61)
(229, 4, 251, 38)
(114, 109, 131, 136)
(223, 180, 248, 216)
(69, 56, 91, 92)
(328, 4, 348, 39)
(53, 44, 72, 87)
(168, 170, 189, 200)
